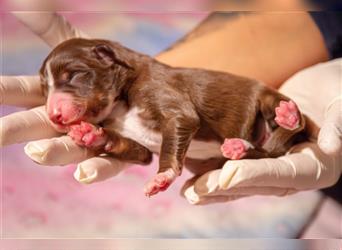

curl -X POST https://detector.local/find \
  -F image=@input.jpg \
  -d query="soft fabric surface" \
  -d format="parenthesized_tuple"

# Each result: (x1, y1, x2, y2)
(1, 12, 322, 238)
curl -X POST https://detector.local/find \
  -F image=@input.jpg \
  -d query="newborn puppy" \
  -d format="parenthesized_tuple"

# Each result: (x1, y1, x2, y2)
(40, 38, 308, 197)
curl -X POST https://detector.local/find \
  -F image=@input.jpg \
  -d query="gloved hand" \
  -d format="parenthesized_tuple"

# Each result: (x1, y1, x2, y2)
(182, 58, 342, 205)
(1, 12, 128, 183)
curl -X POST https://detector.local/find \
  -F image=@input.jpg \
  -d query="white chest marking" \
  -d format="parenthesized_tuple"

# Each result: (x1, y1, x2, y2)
(109, 105, 223, 160)
(110, 105, 162, 153)
(46, 60, 55, 88)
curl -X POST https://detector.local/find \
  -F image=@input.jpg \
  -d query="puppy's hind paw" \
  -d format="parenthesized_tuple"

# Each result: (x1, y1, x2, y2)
(275, 100, 300, 130)
(221, 138, 253, 160)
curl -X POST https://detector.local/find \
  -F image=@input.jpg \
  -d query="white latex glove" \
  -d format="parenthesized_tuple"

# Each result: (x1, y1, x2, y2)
(1, 12, 127, 184)
(182, 58, 342, 205)
(13, 12, 88, 47)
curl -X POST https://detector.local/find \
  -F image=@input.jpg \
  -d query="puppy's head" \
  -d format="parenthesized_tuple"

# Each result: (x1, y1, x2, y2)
(40, 38, 135, 131)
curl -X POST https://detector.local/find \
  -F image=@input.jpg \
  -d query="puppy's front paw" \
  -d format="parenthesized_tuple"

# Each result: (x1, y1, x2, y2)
(68, 122, 107, 148)
(275, 100, 300, 130)
(221, 138, 253, 160)
(144, 169, 177, 197)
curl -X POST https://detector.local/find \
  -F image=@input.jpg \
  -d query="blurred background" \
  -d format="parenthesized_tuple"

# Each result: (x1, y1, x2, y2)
(0, 0, 324, 11)
(0, 1, 340, 240)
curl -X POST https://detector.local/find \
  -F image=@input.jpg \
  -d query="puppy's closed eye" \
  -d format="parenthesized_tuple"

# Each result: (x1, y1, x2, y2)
(58, 71, 88, 85)
(60, 71, 82, 82)
(68, 72, 97, 95)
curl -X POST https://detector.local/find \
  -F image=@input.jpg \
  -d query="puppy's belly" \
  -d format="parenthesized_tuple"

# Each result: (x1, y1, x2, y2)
(187, 140, 223, 159)
(123, 130, 222, 160)
(108, 105, 222, 160)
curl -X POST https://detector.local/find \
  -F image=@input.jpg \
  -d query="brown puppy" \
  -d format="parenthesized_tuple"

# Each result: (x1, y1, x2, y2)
(40, 38, 307, 197)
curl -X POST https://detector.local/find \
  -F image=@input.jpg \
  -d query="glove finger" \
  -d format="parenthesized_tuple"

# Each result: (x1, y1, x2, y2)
(0, 75, 45, 107)
(183, 184, 247, 205)
(24, 135, 94, 166)
(14, 12, 88, 48)
(12, 11, 56, 36)
(318, 97, 342, 155)
(188, 195, 247, 205)
(187, 169, 297, 197)
(180, 171, 227, 198)
(0, 106, 59, 147)
(219, 142, 341, 190)
(74, 156, 128, 184)
(203, 186, 297, 197)
(179, 175, 198, 198)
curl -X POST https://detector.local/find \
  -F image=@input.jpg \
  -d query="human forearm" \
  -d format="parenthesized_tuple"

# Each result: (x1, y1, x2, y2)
(156, 12, 329, 89)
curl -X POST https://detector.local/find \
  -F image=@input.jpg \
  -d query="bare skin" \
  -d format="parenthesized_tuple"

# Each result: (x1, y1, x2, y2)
(156, 12, 329, 89)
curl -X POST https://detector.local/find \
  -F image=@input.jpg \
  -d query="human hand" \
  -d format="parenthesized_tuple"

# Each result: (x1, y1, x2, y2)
(1, 12, 128, 184)
(182, 58, 342, 205)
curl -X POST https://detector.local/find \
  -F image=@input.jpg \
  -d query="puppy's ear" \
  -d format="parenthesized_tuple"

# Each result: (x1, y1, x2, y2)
(92, 44, 133, 69)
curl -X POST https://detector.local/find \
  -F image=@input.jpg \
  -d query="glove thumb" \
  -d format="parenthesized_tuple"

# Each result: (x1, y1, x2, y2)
(318, 97, 342, 155)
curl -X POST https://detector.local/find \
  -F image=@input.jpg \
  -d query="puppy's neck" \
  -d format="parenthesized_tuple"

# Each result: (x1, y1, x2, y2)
(109, 45, 150, 103)
(106, 41, 169, 106)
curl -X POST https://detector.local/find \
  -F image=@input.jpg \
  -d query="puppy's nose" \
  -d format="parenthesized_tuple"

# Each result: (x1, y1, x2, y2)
(49, 109, 63, 124)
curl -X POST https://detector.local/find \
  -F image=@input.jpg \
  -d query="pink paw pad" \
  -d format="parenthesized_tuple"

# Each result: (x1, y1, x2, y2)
(68, 122, 107, 148)
(221, 138, 251, 160)
(275, 100, 300, 130)
(144, 170, 176, 197)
